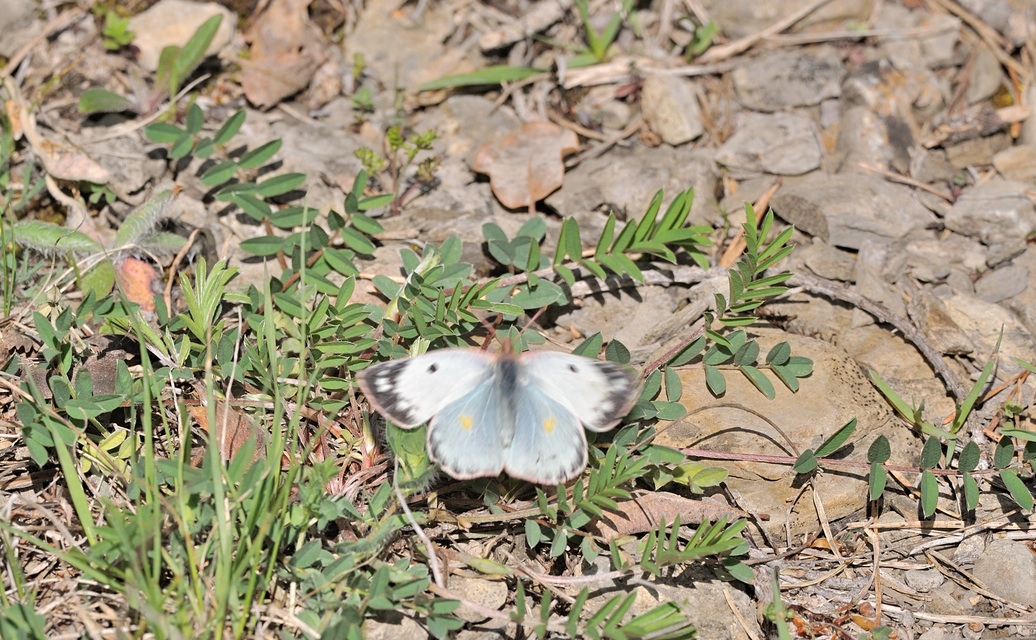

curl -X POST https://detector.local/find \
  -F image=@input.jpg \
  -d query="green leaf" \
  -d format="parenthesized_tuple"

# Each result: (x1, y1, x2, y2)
(704, 364, 725, 396)
(144, 122, 187, 144)
(213, 109, 246, 145)
(766, 341, 791, 366)
(919, 437, 942, 470)
(65, 394, 125, 420)
(919, 470, 938, 518)
(238, 139, 282, 169)
(740, 365, 774, 398)
(200, 159, 238, 186)
(256, 172, 306, 197)
(814, 418, 857, 458)
(867, 435, 891, 464)
(240, 236, 285, 256)
(1000, 469, 1034, 511)
(116, 190, 174, 246)
(663, 367, 682, 402)
(417, 65, 546, 90)
(793, 450, 817, 474)
(958, 441, 980, 472)
(962, 472, 979, 513)
(78, 88, 136, 114)
(185, 103, 204, 134)
(869, 462, 887, 502)
(173, 14, 223, 89)
(13, 220, 103, 254)
(993, 438, 1014, 469)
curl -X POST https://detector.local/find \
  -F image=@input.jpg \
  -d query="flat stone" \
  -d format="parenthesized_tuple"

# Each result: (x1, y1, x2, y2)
(905, 569, 945, 593)
(800, 240, 856, 282)
(943, 293, 1036, 373)
(993, 145, 1036, 185)
(545, 144, 718, 228)
(449, 574, 509, 624)
(716, 112, 821, 176)
(972, 538, 1036, 607)
(875, 3, 960, 69)
(835, 106, 912, 174)
(772, 173, 937, 250)
(641, 76, 704, 146)
(944, 179, 1036, 246)
(975, 262, 1028, 303)
(907, 288, 975, 355)
(733, 46, 844, 112)
(0, 0, 39, 58)
(945, 132, 1011, 168)
(700, 0, 874, 39)
(966, 46, 1004, 104)
(128, 0, 235, 72)
(654, 329, 907, 541)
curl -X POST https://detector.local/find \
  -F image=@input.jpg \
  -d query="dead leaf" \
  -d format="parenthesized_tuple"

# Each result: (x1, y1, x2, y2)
(587, 491, 751, 541)
(35, 136, 110, 184)
(115, 257, 159, 312)
(241, 0, 327, 109)
(4, 100, 24, 140)
(188, 400, 268, 465)
(473, 122, 579, 209)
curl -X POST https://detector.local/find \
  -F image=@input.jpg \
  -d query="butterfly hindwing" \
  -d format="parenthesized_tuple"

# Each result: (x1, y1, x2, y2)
(520, 352, 639, 432)
(505, 383, 588, 485)
(357, 350, 496, 428)
(426, 375, 512, 479)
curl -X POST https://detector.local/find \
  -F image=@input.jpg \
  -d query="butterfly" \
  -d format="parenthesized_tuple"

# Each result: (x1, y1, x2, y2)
(357, 345, 640, 485)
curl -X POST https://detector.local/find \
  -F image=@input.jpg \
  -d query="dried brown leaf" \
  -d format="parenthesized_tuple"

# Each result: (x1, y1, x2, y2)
(473, 122, 579, 209)
(188, 400, 267, 464)
(241, 0, 326, 109)
(587, 491, 749, 541)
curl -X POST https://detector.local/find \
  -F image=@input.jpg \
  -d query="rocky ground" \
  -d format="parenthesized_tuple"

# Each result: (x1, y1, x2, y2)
(2, 0, 1036, 638)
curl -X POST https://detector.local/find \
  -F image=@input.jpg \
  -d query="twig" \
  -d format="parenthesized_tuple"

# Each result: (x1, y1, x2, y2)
(785, 272, 970, 407)
(696, 0, 836, 63)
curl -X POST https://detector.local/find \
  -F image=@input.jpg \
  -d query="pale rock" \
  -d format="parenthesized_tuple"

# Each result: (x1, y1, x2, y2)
(716, 112, 821, 176)
(700, 0, 873, 39)
(448, 575, 509, 625)
(975, 262, 1028, 303)
(835, 106, 911, 174)
(732, 46, 844, 112)
(944, 180, 1036, 246)
(654, 329, 910, 541)
(545, 145, 718, 228)
(907, 289, 975, 355)
(945, 132, 1011, 168)
(128, 0, 235, 72)
(800, 241, 856, 282)
(966, 46, 1004, 104)
(972, 538, 1036, 607)
(943, 294, 1036, 373)
(641, 76, 704, 146)
(837, 324, 958, 424)
(993, 145, 1036, 185)
(771, 173, 936, 250)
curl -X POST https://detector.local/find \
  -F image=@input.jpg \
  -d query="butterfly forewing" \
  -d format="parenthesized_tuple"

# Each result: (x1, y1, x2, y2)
(519, 352, 639, 432)
(357, 351, 496, 428)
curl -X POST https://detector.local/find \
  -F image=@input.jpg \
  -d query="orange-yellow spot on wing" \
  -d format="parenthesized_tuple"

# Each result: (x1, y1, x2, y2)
(459, 415, 474, 431)
(543, 417, 557, 434)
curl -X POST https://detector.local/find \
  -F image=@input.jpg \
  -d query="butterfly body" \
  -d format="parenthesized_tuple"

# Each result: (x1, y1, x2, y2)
(358, 347, 639, 484)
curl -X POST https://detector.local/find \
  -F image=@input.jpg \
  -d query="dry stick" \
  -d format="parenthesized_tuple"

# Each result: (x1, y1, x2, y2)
(858, 162, 954, 202)
(785, 272, 971, 408)
(924, 0, 1027, 78)
(696, 0, 836, 64)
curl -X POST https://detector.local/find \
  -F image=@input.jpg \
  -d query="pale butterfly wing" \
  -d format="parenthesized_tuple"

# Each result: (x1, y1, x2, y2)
(357, 350, 496, 428)
(520, 352, 639, 432)
(426, 376, 512, 479)
(505, 383, 588, 484)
